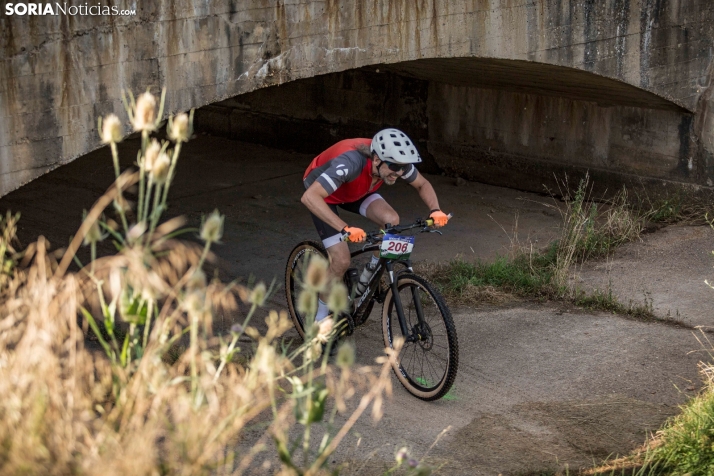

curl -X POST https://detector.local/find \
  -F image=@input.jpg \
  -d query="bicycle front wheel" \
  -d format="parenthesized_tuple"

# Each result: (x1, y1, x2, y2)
(382, 273, 458, 401)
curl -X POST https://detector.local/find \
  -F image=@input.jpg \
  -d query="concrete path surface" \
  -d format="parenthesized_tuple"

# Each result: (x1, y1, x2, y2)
(0, 134, 711, 474)
(575, 225, 714, 329)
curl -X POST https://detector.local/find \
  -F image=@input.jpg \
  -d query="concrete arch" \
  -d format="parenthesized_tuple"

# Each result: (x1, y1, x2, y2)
(1, 0, 713, 196)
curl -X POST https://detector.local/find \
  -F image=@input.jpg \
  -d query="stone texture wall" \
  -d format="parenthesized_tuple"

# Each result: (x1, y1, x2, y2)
(197, 66, 703, 197)
(1, 0, 713, 196)
(427, 82, 700, 194)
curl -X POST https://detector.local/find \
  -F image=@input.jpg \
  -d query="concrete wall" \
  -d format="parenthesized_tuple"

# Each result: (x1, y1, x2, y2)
(427, 82, 702, 194)
(196, 65, 704, 196)
(1, 0, 714, 196)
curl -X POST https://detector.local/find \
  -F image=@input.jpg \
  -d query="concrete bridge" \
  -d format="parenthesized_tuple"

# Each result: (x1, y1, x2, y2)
(2, 0, 714, 197)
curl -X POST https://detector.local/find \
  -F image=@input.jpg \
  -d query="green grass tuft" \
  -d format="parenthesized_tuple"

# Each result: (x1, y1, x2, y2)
(425, 243, 559, 299)
(644, 383, 714, 475)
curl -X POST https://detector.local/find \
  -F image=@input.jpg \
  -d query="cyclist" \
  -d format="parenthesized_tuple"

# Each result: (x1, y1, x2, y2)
(301, 128, 450, 323)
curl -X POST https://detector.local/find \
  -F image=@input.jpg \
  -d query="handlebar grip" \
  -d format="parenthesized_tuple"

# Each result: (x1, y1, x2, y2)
(426, 213, 453, 227)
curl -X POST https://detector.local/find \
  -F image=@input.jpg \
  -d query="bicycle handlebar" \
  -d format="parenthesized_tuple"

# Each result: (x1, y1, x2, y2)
(341, 214, 453, 244)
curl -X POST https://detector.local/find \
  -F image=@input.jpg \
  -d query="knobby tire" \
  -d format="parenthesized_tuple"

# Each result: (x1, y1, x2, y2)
(381, 273, 459, 401)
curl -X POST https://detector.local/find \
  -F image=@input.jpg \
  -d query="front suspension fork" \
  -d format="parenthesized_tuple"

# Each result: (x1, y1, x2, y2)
(387, 260, 426, 342)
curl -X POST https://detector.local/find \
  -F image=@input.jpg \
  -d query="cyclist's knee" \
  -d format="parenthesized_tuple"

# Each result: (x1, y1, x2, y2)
(327, 247, 351, 275)
(384, 211, 400, 227)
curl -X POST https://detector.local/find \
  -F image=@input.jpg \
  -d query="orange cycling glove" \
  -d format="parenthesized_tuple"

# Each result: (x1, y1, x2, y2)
(429, 209, 449, 228)
(341, 226, 366, 243)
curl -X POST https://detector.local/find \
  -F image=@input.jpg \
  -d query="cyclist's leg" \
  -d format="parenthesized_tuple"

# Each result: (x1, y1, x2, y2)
(341, 193, 399, 228)
(341, 193, 398, 265)
(309, 208, 351, 319)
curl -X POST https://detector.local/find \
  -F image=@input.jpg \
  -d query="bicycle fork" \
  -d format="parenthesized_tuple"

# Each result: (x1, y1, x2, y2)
(386, 261, 427, 343)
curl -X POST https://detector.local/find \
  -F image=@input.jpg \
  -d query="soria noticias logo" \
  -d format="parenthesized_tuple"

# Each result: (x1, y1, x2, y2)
(4, 2, 136, 16)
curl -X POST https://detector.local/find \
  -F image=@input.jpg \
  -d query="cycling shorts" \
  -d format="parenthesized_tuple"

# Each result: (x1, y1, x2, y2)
(310, 193, 384, 248)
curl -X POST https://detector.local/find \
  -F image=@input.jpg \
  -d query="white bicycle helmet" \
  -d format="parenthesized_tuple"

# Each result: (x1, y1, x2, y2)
(371, 128, 422, 164)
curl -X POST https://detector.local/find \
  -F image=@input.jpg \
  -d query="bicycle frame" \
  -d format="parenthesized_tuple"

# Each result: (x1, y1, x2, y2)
(349, 245, 423, 340)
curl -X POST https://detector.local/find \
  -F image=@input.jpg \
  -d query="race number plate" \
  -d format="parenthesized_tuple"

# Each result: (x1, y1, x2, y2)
(380, 234, 415, 260)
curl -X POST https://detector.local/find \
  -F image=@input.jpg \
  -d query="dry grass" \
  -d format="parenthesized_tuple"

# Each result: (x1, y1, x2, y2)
(0, 90, 402, 475)
(0, 239, 394, 475)
(543, 174, 646, 288)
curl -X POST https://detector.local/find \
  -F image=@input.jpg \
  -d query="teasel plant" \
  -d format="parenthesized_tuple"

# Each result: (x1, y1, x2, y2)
(0, 87, 401, 475)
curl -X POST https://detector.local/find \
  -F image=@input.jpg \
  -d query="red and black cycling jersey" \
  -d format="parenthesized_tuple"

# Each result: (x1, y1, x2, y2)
(303, 138, 418, 204)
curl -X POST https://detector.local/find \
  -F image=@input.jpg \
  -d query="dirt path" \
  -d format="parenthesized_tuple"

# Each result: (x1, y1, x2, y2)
(575, 225, 714, 328)
(1, 134, 710, 474)
(330, 302, 702, 475)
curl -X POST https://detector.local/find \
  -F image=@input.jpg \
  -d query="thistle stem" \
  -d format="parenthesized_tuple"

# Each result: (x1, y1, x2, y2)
(142, 299, 154, 355)
(142, 178, 153, 226)
(147, 182, 163, 244)
(190, 313, 199, 396)
(137, 130, 148, 221)
(161, 141, 181, 207)
(213, 302, 257, 382)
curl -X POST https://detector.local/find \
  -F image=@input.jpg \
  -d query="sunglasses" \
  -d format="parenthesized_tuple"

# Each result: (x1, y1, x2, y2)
(384, 162, 410, 173)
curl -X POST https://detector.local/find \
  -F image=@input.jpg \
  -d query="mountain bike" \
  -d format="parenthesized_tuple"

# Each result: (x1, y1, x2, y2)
(285, 218, 458, 401)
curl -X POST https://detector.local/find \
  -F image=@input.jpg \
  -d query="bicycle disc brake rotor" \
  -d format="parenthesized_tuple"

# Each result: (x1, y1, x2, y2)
(413, 322, 433, 350)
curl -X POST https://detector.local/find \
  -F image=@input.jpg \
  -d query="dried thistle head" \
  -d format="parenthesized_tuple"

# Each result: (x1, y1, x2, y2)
(304, 255, 329, 292)
(100, 113, 123, 144)
(132, 92, 157, 132)
(327, 282, 348, 314)
(248, 282, 267, 306)
(183, 290, 206, 318)
(185, 269, 206, 291)
(200, 210, 224, 243)
(336, 340, 355, 368)
(168, 112, 191, 143)
(150, 151, 171, 184)
(297, 289, 317, 319)
(143, 139, 161, 172)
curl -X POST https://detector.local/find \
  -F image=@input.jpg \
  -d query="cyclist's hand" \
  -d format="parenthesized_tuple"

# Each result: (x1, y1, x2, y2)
(429, 209, 449, 228)
(341, 226, 366, 243)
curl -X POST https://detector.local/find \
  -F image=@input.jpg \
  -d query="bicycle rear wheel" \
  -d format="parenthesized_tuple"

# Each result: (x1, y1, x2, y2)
(285, 241, 327, 339)
(382, 273, 458, 401)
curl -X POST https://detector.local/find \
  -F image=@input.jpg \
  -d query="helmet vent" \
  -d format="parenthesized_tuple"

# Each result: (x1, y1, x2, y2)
(399, 151, 406, 155)
(394, 141, 401, 146)
(405, 141, 411, 146)
(390, 134, 397, 138)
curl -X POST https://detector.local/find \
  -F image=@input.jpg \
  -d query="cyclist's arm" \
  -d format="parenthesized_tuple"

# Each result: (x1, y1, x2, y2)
(408, 171, 440, 212)
(301, 181, 349, 232)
